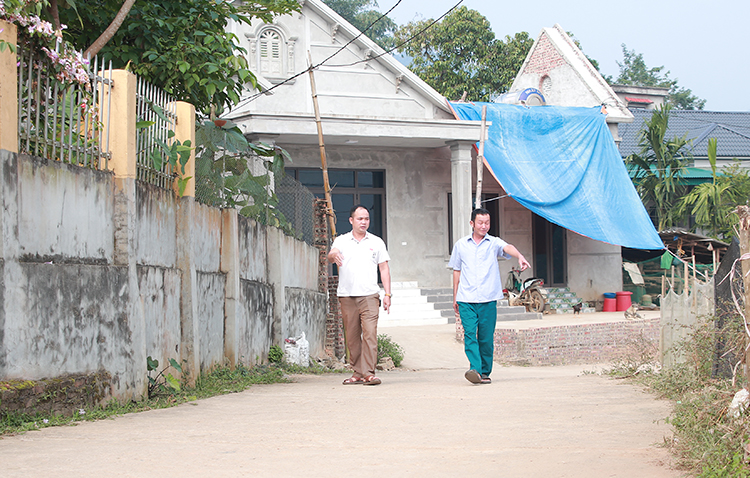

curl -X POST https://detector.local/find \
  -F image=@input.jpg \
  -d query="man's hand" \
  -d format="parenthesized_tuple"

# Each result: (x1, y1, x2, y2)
(327, 248, 344, 266)
(383, 295, 391, 313)
(518, 255, 531, 271)
(332, 252, 343, 267)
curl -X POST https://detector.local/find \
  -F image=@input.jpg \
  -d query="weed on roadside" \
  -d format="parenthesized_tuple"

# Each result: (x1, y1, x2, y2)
(1, 360, 329, 437)
(604, 314, 750, 477)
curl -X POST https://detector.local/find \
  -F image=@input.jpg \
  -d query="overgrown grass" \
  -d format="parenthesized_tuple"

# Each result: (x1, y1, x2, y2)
(605, 313, 750, 477)
(0, 360, 333, 437)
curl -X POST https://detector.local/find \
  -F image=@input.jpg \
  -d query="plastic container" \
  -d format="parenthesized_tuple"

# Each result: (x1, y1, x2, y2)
(641, 294, 652, 306)
(603, 297, 616, 311)
(615, 291, 633, 311)
(603, 292, 616, 299)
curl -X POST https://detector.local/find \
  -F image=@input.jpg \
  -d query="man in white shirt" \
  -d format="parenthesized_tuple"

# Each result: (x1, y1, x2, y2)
(328, 205, 391, 385)
(449, 208, 530, 384)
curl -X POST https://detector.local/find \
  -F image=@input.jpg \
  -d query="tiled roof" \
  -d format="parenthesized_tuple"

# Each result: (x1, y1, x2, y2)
(618, 110, 750, 159)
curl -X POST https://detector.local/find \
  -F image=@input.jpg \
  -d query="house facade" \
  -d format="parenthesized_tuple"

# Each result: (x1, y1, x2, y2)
(226, 6, 633, 301)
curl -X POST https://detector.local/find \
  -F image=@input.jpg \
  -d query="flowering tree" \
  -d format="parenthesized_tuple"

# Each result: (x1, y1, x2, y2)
(1, 0, 90, 88)
(56, 0, 300, 115)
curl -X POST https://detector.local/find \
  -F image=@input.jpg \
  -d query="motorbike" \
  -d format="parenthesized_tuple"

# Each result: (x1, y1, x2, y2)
(504, 268, 546, 313)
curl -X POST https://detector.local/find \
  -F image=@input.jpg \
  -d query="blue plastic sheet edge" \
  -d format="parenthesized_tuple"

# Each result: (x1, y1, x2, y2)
(449, 102, 664, 251)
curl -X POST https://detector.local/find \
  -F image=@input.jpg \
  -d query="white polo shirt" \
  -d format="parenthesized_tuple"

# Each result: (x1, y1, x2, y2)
(332, 231, 390, 297)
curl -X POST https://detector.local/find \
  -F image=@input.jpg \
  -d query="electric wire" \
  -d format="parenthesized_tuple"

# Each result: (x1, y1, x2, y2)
(227, 0, 406, 113)
(325, 0, 465, 68)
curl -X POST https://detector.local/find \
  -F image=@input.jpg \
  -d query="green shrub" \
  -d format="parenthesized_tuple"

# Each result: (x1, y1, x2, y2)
(268, 345, 283, 364)
(377, 334, 404, 368)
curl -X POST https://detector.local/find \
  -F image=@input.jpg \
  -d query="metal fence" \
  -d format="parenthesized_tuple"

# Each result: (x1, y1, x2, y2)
(135, 78, 178, 189)
(277, 174, 315, 245)
(195, 159, 315, 245)
(17, 45, 112, 169)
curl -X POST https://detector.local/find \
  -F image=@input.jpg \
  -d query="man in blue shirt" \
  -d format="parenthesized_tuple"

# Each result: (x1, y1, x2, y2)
(449, 208, 530, 384)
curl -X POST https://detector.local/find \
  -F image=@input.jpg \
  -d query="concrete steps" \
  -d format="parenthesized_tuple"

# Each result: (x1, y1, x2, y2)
(379, 282, 542, 327)
(378, 282, 447, 327)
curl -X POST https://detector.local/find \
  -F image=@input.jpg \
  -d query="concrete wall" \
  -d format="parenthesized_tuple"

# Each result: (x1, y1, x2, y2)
(0, 150, 325, 402)
(567, 232, 623, 302)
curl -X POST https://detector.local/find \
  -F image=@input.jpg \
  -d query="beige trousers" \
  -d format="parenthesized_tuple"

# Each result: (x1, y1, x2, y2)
(338, 293, 380, 377)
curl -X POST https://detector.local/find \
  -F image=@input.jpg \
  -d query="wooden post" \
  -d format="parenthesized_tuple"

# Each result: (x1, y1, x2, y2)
(475, 105, 487, 210)
(737, 205, 750, 386)
(671, 266, 675, 294)
(683, 259, 689, 296)
(307, 52, 336, 237)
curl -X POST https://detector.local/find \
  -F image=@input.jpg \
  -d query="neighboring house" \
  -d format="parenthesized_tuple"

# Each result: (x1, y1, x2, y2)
(611, 85, 669, 111)
(617, 103, 750, 169)
(224, 7, 635, 302)
(506, 24, 642, 297)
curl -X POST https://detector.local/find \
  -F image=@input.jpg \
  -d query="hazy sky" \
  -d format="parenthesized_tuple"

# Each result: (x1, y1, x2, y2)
(380, 0, 749, 111)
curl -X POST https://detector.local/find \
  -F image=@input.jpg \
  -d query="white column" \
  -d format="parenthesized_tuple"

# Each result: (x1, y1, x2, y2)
(448, 140, 475, 245)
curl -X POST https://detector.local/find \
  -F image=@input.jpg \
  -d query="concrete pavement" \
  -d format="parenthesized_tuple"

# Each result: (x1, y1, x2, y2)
(0, 320, 680, 477)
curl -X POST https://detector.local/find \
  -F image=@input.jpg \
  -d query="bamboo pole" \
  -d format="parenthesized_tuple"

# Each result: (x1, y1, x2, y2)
(307, 52, 336, 237)
(692, 255, 697, 308)
(475, 105, 487, 210)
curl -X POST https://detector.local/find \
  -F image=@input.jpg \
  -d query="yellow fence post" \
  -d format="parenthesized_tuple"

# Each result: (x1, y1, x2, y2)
(173, 101, 196, 197)
(0, 20, 18, 153)
(104, 70, 138, 179)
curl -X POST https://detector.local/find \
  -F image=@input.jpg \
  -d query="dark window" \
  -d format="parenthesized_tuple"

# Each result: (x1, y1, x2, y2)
(289, 168, 386, 241)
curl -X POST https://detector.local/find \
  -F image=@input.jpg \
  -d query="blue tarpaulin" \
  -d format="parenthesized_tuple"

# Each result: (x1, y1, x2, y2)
(450, 102, 664, 250)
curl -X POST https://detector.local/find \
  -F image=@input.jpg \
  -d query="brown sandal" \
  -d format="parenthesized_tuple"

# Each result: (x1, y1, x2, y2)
(363, 375, 381, 386)
(343, 376, 364, 385)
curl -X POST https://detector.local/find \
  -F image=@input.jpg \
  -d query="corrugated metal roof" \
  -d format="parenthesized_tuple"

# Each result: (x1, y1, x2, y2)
(626, 164, 716, 185)
(618, 110, 750, 159)
(625, 96, 653, 104)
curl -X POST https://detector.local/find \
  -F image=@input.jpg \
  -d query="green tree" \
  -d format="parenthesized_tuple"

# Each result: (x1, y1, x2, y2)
(323, 0, 396, 49)
(57, 0, 300, 115)
(615, 44, 706, 110)
(677, 140, 750, 240)
(626, 104, 692, 231)
(394, 6, 532, 102)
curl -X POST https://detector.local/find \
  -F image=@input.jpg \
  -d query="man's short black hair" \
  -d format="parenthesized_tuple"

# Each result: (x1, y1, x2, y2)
(471, 208, 491, 222)
(350, 204, 369, 217)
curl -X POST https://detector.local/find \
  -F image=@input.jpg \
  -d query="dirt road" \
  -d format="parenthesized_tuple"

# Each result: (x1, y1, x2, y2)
(0, 323, 679, 477)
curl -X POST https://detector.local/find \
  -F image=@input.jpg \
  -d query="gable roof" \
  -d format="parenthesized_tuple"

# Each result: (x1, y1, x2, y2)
(223, 0, 483, 147)
(303, 0, 451, 114)
(618, 109, 750, 159)
(510, 24, 633, 124)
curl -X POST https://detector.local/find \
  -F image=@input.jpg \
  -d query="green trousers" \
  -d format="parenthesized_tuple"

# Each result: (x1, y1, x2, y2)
(458, 301, 497, 376)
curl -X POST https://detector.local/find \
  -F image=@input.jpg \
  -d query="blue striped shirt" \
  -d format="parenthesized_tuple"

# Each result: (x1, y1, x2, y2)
(449, 234, 511, 303)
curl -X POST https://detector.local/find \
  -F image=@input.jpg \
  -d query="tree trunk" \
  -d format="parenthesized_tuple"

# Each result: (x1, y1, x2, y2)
(83, 0, 137, 60)
(49, 0, 61, 30)
(737, 205, 750, 386)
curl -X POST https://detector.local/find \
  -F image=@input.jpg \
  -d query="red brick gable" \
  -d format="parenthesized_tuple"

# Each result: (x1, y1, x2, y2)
(522, 32, 566, 76)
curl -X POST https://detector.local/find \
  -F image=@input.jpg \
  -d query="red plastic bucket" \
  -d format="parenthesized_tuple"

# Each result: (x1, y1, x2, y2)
(615, 291, 632, 311)
(603, 297, 616, 312)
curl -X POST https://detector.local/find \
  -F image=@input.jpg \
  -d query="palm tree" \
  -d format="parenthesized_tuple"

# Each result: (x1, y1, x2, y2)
(677, 138, 747, 239)
(626, 104, 692, 231)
